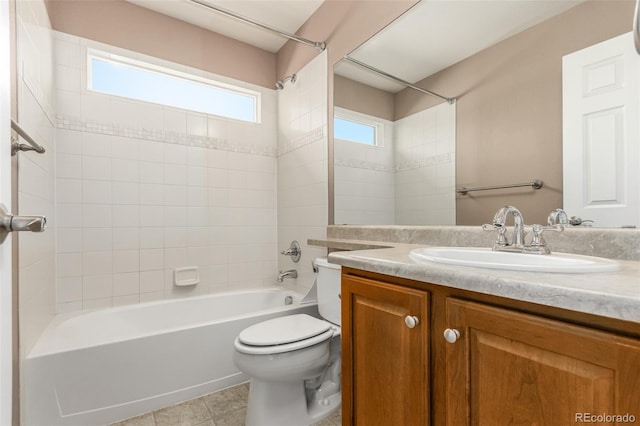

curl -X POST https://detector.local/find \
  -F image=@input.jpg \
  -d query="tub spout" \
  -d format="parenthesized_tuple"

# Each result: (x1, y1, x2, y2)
(278, 269, 297, 282)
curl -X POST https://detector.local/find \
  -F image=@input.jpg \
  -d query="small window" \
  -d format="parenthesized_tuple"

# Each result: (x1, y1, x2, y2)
(334, 117, 377, 145)
(87, 49, 260, 123)
(334, 108, 386, 146)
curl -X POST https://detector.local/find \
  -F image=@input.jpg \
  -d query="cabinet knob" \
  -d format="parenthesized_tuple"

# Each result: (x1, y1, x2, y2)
(404, 315, 420, 328)
(443, 328, 460, 343)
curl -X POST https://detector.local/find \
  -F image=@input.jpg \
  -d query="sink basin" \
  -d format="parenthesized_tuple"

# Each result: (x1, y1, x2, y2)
(409, 247, 621, 273)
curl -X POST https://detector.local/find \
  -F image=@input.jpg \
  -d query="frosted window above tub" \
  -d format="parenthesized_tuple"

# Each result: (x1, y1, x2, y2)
(87, 49, 260, 123)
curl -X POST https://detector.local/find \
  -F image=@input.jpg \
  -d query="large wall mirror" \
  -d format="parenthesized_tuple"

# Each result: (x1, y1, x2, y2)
(332, 0, 638, 228)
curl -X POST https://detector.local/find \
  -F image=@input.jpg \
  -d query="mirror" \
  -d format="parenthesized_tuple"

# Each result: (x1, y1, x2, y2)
(332, 0, 637, 227)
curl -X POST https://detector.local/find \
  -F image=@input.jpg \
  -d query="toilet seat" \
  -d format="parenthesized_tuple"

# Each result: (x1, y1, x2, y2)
(234, 314, 335, 355)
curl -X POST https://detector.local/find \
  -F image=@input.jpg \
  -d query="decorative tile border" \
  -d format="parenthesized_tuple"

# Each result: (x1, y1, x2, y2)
(334, 158, 394, 173)
(335, 152, 453, 173)
(395, 152, 453, 172)
(56, 114, 278, 157)
(277, 125, 326, 156)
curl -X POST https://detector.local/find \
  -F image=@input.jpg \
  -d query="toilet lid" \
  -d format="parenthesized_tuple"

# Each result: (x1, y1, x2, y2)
(238, 314, 331, 346)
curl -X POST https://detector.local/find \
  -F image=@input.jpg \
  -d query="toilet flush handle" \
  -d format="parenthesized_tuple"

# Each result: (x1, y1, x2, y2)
(404, 315, 420, 328)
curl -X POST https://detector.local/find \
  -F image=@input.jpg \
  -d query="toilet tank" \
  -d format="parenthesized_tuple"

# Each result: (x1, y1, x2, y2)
(315, 257, 342, 326)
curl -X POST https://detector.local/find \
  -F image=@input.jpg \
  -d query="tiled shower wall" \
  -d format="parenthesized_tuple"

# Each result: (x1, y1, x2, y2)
(16, 0, 57, 356)
(332, 102, 456, 226)
(277, 51, 329, 294)
(394, 102, 456, 225)
(334, 107, 394, 225)
(53, 32, 279, 312)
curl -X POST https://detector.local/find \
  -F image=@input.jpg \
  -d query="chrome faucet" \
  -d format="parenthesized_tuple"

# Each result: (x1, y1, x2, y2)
(484, 206, 565, 254)
(277, 269, 298, 282)
(486, 205, 526, 250)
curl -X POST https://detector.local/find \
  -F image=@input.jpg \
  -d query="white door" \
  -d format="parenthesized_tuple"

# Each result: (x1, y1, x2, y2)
(0, 0, 13, 424)
(563, 32, 640, 228)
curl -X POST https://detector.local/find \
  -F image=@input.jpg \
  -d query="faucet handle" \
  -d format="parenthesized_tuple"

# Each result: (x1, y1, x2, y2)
(483, 223, 508, 246)
(569, 216, 594, 227)
(525, 224, 563, 254)
(280, 240, 301, 263)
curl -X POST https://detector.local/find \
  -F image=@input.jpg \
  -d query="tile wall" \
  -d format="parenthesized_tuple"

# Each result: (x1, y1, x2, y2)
(334, 107, 394, 225)
(394, 102, 456, 225)
(277, 51, 329, 294)
(332, 102, 456, 226)
(53, 32, 280, 312)
(16, 0, 57, 356)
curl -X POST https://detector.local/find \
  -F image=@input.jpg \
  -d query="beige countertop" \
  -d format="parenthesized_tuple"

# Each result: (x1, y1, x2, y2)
(325, 240, 640, 323)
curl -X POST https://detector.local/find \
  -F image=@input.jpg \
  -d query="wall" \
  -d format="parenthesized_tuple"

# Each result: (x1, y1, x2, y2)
(334, 108, 394, 225)
(333, 75, 395, 122)
(15, 0, 56, 359)
(45, 0, 276, 89)
(54, 33, 278, 312)
(392, 0, 634, 225)
(333, 101, 456, 226)
(394, 102, 456, 225)
(277, 51, 328, 294)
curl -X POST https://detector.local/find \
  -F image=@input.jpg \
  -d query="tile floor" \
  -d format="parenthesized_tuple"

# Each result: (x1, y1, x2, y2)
(111, 383, 342, 426)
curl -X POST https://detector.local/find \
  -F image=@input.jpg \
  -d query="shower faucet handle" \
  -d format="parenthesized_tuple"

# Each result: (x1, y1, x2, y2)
(280, 240, 301, 263)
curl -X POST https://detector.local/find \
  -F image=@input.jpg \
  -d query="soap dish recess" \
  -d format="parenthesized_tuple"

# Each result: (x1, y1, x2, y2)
(174, 266, 199, 286)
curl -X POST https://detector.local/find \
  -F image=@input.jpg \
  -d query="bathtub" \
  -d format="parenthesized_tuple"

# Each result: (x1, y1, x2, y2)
(24, 287, 319, 426)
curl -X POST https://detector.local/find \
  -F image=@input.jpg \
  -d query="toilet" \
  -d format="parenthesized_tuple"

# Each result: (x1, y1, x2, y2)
(233, 258, 342, 426)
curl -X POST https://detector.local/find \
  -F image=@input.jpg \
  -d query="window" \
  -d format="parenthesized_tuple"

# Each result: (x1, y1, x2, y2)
(334, 117, 376, 145)
(333, 109, 384, 146)
(87, 49, 260, 123)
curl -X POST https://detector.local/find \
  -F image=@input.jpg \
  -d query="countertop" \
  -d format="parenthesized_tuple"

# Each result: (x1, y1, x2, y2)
(326, 241, 640, 323)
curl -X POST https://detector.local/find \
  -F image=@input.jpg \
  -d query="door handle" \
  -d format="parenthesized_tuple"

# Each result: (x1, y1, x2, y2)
(0, 203, 46, 244)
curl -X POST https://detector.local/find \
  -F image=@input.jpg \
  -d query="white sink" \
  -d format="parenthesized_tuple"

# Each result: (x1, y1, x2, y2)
(409, 247, 620, 273)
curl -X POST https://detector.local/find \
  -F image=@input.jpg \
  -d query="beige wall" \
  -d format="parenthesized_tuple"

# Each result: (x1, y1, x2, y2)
(392, 0, 634, 225)
(334, 75, 395, 121)
(45, 0, 276, 88)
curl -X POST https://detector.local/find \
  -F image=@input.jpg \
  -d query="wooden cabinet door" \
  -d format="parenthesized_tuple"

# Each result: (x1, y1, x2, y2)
(342, 274, 430, 426)
(445, 298, 640, 425)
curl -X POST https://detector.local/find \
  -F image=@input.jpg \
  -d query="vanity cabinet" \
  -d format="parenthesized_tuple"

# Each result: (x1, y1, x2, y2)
(445, 298, 640, 425)
(341, 268, 640, 426)
(341, 274, 430, 426)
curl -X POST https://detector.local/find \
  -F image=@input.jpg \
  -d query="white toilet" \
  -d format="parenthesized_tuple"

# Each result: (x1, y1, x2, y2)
(233, 258, 342, 426)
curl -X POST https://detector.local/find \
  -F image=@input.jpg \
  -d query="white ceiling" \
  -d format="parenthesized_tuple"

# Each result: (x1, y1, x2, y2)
(126, 0, 324, 53)
(335, 0, 585, 93)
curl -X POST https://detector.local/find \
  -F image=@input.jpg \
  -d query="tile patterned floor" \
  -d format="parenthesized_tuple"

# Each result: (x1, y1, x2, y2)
(111, 383, 342, 426)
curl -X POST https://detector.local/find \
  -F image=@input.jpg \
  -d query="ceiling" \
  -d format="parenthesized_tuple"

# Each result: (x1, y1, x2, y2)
(335, 0, 585, 93)
(126, 0, 324, 53)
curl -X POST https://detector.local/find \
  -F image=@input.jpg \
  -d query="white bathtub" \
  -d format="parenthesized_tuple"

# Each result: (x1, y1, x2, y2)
(24, 288, 319, 426)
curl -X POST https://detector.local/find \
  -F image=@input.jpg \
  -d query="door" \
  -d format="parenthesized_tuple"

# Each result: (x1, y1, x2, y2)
(563, 32, 640, 227)
(445, 298, 640, 425)
(0, 0, 13, 424)
(342, 274, 430, 426)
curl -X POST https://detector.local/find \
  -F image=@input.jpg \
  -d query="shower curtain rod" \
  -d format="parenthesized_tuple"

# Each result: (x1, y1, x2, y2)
(344, 56, 455, 104)
(187, 0, 326, 52)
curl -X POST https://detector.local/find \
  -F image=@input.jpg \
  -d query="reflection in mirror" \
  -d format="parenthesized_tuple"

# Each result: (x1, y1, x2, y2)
(332, 0, 637, 227)
(334, 99, 456, 225)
